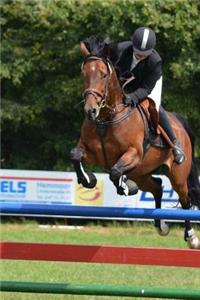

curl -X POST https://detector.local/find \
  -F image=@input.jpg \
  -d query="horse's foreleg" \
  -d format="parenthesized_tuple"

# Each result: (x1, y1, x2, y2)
(109, 147, 140, 196)
(70, 147, 97, 189)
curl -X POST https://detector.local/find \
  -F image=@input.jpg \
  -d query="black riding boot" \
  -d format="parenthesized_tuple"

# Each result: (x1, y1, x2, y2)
(159, 106, 185, 164)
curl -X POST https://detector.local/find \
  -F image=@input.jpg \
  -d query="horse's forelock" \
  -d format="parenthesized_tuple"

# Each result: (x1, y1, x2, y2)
(83, 36, 119, 65)
(83, 36, 106, 57)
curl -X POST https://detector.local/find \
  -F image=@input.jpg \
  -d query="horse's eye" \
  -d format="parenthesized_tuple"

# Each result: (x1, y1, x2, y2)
(101, 74, 107, 79)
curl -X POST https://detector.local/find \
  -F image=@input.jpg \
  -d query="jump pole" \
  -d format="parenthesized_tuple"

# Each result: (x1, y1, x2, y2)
(1, 242, 200, 268)
(1, 281, 200, 299)
(1, 204, 200, 220)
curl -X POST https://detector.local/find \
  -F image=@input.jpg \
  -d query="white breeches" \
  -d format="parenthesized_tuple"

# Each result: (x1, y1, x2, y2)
(148, 76, 163, 111)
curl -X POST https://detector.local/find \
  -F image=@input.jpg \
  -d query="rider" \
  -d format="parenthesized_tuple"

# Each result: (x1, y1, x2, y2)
(116, 27, 185, 164)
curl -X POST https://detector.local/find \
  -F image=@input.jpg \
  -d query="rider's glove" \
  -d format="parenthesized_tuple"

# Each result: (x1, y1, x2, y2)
(125, 94, 139, 108)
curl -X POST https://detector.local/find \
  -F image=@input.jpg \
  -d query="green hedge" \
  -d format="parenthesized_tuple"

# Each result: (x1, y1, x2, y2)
(1, 0, 200, 170)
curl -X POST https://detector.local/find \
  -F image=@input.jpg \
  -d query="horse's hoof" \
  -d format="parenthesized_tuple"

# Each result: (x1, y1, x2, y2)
(126, 179, 138, 195)
(187, 236, 200, 249)
(156, 220, 170, 236)
(78, 173, 97, 189)
(116, 179, 138, 196)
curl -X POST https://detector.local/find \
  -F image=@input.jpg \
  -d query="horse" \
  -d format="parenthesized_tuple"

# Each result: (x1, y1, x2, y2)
(70, 36, 200, 249)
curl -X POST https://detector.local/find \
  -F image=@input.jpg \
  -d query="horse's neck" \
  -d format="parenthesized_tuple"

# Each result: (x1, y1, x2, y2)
(107, 72, 124, 108)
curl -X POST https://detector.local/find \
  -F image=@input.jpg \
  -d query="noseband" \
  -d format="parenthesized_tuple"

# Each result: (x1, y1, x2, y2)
(82, 56, 112, 109)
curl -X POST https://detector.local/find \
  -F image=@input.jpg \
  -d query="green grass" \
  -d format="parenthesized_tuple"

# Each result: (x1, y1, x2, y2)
(1, 221, 200, 300)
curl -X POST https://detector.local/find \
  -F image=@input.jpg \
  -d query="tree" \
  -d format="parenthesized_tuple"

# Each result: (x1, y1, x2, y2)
(1, 0, 200, 170)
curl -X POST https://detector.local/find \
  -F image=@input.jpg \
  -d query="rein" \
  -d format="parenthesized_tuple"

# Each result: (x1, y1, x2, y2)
(96, 109, 131, 127)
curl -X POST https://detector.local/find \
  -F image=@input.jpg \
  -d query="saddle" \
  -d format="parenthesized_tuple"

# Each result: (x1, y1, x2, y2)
(138, 99, 173, 150)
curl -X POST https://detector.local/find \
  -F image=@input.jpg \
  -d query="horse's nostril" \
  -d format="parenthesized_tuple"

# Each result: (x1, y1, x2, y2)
(86, 109, 95, 120)
(92, 108, 96, 114)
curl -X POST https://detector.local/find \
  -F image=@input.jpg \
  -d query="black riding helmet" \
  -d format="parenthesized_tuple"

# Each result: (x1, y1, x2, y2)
(132, 27, 156, 56)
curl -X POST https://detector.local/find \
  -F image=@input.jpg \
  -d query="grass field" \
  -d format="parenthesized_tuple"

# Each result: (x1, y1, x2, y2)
(1, 220, 200, 300)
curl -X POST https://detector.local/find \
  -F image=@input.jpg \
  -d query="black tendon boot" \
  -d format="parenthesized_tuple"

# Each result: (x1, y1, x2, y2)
(159, 106, 185, 164)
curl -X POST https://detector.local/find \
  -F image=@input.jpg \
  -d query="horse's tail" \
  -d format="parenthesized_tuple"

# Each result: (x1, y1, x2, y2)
(173, 113, 200, 208)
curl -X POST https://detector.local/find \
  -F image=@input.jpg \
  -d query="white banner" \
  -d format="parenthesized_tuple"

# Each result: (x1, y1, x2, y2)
(0, 169, 180, 210)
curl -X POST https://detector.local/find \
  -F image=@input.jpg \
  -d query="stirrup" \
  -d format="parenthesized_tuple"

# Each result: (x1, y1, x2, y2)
(173, 141, 185, 164)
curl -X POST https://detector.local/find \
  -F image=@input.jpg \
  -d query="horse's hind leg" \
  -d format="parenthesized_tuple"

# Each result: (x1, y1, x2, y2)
(171, 179, 200, 249)
(70, 146, 97, 188)
(151, 177, 170, 235)
(137, 175, 170, 236)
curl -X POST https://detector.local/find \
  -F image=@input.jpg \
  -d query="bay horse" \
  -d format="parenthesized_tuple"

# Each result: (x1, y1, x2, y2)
(70, 37, 200, 249)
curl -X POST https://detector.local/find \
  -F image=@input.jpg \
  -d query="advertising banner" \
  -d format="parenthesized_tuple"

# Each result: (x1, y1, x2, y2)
(0, 169, 184, 217)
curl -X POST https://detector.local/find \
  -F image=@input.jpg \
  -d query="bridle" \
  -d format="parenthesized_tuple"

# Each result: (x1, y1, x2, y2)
(82, 55, 113, 111)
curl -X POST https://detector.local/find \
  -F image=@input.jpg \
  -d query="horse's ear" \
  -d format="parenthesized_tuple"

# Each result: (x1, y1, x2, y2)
(80, 41, 90, 57)
(102, 43, 109, 58)
(103, 42, 119, 64)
